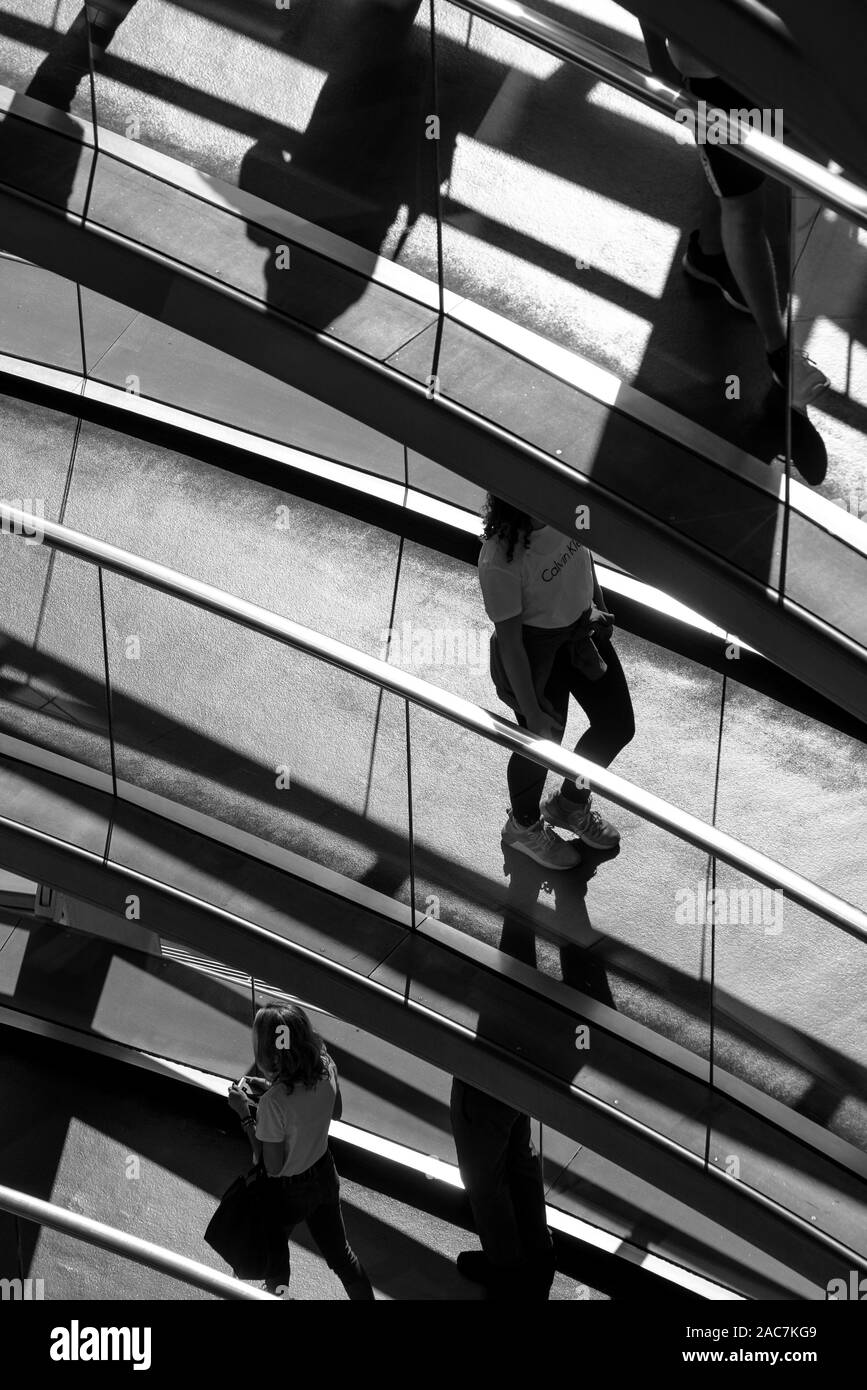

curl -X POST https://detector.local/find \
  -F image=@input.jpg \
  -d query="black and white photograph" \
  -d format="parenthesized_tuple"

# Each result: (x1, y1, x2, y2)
(0, 0, 865, 1360)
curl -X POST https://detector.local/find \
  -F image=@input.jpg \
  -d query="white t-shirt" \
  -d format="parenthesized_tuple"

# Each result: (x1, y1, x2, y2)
(478, 526, 594, 629)
(255, 1054, 337, 1177)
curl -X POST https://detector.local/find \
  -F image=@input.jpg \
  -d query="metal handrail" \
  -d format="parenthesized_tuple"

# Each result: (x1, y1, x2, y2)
(453, 0, 867, 229)
(2, 2, 864, 228)
(9, 0, 859, 230)
(0, 1183, 275, 1300)
(6, 824, 867, 1279)
(2, 502, 866, 945)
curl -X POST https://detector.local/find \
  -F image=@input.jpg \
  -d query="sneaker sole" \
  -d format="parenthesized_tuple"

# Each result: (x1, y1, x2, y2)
(682, 255, 751, 314)
(541, 807, 620, 850)
(502, 833, 581, 870)
(575, 832, 620, 850)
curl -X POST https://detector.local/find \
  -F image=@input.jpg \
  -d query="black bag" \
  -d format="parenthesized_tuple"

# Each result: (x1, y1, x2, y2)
(204, 1165, 273, 1279)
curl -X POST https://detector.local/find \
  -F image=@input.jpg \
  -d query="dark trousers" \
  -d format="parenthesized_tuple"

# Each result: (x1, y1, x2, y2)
(451, 1079, 553, 1283)
(263, 1148, 373, 1299)
(509, 633, 635, 825)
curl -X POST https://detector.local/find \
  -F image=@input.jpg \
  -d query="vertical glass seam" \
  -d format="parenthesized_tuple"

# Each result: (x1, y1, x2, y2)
(96, 564, 119, 864)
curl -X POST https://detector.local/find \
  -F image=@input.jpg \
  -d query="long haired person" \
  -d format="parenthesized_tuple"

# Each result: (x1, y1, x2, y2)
(479, 496, 635, 869)
(228, 1002, 374, 1299)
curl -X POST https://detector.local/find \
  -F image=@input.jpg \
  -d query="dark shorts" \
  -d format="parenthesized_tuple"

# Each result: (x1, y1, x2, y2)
(687, 76, 767, 199)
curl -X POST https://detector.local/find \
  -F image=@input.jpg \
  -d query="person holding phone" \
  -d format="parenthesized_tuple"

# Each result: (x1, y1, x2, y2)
(228, 1002, 374, 1300)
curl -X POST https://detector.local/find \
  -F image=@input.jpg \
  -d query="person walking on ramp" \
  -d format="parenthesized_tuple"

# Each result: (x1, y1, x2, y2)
(478, 495, 634, 871)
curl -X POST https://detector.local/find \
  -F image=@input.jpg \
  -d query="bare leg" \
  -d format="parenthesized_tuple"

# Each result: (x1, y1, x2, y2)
(718, 189, 786, 353)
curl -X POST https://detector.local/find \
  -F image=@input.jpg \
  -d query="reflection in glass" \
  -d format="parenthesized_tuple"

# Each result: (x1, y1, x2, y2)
(100, 573, 412, 908)
(0, 529, 112, 779)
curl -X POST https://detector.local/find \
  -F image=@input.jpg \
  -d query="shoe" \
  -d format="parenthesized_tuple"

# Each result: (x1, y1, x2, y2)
(788, 406, 828, 485)
(501, 813, 582, 869)
(769, 347, 830, 413)
(682, 230, 750, 313)
(541, 791, 620, 849)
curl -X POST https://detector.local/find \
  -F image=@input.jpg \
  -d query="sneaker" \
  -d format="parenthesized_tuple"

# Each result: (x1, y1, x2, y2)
(769, 347, 830, 413)
(682, 230, 750, 314)
(541, 791, 620, 849)
(501, 812, 582, 870)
